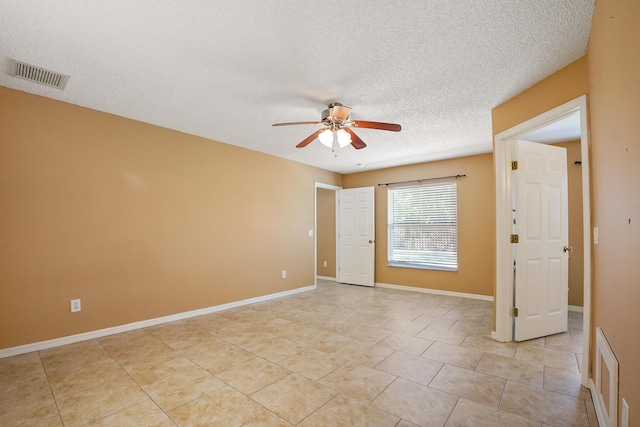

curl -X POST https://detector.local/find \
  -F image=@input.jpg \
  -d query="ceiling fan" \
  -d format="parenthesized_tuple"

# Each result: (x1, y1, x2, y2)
(272, 103, 401, 150)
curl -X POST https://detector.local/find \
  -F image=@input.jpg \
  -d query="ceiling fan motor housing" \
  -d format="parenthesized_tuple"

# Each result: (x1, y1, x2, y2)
(322, 103, 351, 125)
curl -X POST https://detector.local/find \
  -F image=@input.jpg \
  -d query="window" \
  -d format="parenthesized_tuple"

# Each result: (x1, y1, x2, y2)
(387, 181, 458, 271)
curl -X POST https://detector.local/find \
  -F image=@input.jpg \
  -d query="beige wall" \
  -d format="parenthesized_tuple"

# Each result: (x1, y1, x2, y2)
(0, 86, 341, 350)
(491, 56, 589, 135)
(588, 0, 640, 416)
(554, 140, 584, 307)
(316, 188, 336, 278)
(343, 153, 495, 296)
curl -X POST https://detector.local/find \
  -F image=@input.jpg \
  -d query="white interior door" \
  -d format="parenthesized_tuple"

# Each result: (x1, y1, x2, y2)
(513, 140, 569, 341)
(338, 187, 375, 287)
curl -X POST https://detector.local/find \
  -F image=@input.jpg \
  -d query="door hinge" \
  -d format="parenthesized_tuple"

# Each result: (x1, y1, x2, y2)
(511, 307, 519, 317)
(510, 160, 518, 170)
(510, 234, 519, 244)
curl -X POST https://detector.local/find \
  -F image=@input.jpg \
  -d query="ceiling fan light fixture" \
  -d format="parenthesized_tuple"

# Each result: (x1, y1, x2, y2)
(336, 129, 351, 148)
(318, 128, 334, 147)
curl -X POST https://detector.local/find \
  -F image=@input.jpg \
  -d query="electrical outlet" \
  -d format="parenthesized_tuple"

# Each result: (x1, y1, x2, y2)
(70, 299, 81, 313)
(323, 260, 328, 268)
(621, 398, 629, 427)
(594, 226, 599, 244)
(282, 270, 286, 279)
(308, 229, 313, 237)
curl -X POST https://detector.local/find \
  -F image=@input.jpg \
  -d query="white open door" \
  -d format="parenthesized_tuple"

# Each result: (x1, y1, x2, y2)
(513, 140, 569, 342)
(338, 187, 375, 287)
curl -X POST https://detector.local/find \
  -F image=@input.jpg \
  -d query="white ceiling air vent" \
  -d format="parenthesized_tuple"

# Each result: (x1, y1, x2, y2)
(8, 58, 70, 90)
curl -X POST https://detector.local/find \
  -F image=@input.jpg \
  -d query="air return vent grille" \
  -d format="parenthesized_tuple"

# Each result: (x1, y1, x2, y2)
(8, 58, 70, 90)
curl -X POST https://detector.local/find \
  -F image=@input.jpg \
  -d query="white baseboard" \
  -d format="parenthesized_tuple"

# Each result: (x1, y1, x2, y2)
(569, 305, 584, 313)
(490, 331, 503, 342)
(0, 285, 316, 359)
(375, 282, 494, 302)
(316, 276, 336, 281)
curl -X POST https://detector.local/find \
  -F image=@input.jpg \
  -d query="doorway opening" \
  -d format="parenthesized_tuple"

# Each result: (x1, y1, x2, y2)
(314, 183, 377, 287)
(493, 95, 592, 386)
(314, 183, 341, 287)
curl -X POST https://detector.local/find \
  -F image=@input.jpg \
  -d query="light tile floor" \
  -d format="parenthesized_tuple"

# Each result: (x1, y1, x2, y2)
(0, 280, 598, 426)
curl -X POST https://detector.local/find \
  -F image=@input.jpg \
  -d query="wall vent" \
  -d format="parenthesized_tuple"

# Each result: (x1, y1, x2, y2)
(593, 327, 619, 427)
(8, 58, 70, 90)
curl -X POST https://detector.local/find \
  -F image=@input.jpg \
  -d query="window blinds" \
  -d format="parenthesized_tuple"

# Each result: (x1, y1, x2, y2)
(387, 181, 458, 271)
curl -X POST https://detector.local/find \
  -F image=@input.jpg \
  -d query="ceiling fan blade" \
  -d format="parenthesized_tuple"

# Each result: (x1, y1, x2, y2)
(351, 120, 401, 132)
(345, 128, 366, 149)
(272, 121, 323, 127)
(296, 129, 324, 148)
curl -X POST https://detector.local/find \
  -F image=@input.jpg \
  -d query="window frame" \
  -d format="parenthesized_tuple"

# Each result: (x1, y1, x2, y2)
(387, 180, 458, 272)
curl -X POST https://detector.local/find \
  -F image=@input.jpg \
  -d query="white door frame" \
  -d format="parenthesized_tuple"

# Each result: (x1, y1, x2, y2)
(493, 95, 592, 387)
(314, 182, 342, 287)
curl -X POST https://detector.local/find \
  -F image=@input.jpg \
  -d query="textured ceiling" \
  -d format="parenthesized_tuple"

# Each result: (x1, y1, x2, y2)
(0, 0, 594, 173)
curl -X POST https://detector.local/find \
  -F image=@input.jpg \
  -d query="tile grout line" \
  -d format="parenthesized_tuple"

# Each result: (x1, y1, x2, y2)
(37, 349, 66, 426)
(95, 335, 180, 426)
(442, 396, 462, 426)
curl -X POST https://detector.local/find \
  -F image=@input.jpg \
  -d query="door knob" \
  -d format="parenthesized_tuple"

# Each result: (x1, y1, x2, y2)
(369, 240, 374, 244)
(563, 246, 573, 253)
